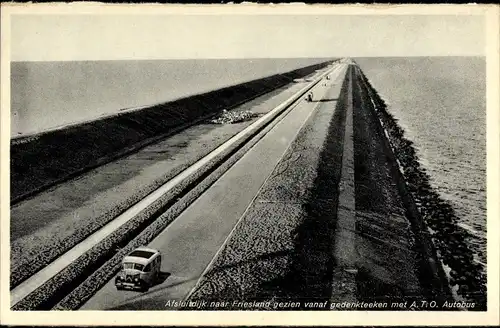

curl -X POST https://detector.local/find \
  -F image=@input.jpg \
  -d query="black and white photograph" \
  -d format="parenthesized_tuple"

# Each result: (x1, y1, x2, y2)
(1, 3, 498, 326)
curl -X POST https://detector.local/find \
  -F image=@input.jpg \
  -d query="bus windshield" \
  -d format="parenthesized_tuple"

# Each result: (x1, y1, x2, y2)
(123, 262, 145, 271)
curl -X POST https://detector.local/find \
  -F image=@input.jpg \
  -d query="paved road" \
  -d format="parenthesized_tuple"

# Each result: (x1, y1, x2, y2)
(81, 64, 348, 310)
(10, 63, 335, 289)
(183, 66, 352, 308)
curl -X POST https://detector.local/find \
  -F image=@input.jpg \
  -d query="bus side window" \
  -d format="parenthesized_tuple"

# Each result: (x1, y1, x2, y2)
(143, 263, 151, 272)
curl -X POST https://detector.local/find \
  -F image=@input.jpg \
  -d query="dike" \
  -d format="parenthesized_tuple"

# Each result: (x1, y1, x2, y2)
(11, 61, 333, 204)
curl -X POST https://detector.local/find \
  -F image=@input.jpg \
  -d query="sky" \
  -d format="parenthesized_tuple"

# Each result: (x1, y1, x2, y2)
(9, 9, 487, 61)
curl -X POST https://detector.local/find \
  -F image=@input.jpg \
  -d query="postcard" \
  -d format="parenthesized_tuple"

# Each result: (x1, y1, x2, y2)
(1, 2, 498, 326)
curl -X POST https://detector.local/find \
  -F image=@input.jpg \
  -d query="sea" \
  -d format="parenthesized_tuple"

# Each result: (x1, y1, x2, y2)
(355, 57, 487, 267)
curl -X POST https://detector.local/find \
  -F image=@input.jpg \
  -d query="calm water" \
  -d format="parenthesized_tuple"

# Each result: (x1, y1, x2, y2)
(11, 58, 332, 137)
(356, 57, 486, 266)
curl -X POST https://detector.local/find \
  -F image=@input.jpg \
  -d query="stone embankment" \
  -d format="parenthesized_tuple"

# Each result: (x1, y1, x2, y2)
(357, 69, 486, 310)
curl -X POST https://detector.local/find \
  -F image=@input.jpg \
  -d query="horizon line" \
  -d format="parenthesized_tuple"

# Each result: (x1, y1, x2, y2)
(11, 55, 486, 63)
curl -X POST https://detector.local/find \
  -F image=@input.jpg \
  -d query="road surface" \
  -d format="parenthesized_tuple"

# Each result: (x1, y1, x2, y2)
(81, 64, 349, 310)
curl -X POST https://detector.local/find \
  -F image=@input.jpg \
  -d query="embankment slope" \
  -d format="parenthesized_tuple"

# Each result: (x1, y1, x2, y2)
(11, 61, 333, 203)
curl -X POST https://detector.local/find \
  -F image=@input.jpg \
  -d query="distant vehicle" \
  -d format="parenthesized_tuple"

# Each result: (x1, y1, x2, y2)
(306, 91, 314, 102)
(115, 246, 161, 292)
